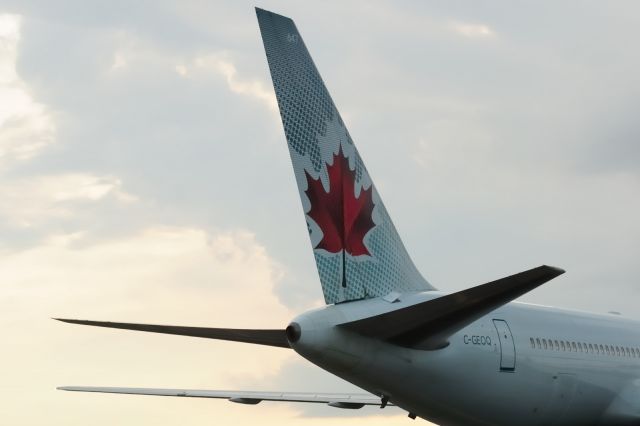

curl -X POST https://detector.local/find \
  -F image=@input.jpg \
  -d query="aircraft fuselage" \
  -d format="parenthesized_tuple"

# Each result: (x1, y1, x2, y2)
(290, 293, 640, 425)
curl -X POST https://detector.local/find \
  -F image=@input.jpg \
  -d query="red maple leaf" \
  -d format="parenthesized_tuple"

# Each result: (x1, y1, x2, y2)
(304, 147, 375, 256)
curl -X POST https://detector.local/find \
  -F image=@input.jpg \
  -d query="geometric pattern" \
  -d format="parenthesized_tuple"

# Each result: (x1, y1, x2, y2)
(256, 8, 435, 304)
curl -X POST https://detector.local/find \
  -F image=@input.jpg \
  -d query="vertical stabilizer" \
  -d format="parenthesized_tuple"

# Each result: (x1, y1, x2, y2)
(256, 8, 435, 304)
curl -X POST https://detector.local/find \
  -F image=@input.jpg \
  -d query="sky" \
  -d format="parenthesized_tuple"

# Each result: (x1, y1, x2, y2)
(1, 1, 639, 425)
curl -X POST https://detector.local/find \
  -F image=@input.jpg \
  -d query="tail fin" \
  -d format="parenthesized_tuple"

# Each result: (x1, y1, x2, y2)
(256, 8, 435, 304)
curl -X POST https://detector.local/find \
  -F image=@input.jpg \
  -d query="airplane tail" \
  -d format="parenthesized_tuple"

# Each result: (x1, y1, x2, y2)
(256, 8, 435, 304)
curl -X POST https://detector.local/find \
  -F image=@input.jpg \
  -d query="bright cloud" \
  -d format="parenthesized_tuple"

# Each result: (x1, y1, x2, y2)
(0, 173, 136, 228)
(180, 54, 278, 110)
(110, 51, 128, 71)
(0, 226, 306, 424)
(0, 14, 55, 168)
(2, 227, 290, 329)
(449, 21, 495, 38)
(103, 30, 277, 111)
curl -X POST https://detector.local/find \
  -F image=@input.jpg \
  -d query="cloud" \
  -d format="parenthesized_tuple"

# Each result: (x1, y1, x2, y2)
(0, 14, 55, 168)
(180, 54, 278, 111)
(0, 173, 136, 228)
(3, 226, 290, 328)
(448, 21, 495, 38)
(98, 28, 276, 110)
(0, 225, 305, 424)
(110, 51, 127, 71)
(0, 2, 638, 425)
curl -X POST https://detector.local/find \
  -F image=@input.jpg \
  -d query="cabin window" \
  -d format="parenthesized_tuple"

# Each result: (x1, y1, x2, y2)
(616, 346, 620, 356)
(554, 340, 559, 351)
(599, 344, 604, 354)
(536, 338, 541, 349)
(589, 343, 594, 353)
(543, 339, 548, 350)
(605, 345, 610, 355)
(530, 338, 535, 348)
(571, 342, 577, 352)
(627, 348, 632, 357)
(578, 342, 583, 352)
(560, 341, 565, 351)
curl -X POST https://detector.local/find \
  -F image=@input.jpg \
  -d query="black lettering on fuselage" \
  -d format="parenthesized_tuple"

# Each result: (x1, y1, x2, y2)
(464, 335, 492, 346)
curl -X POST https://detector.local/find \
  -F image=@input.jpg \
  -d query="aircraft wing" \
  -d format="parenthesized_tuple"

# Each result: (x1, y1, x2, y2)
(57, 386, 388, 409)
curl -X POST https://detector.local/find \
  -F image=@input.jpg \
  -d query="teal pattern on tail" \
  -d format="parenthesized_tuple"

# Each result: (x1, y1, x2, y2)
(256, 8, 435, 304)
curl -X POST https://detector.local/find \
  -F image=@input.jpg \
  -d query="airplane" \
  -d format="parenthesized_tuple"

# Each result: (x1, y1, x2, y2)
(56, 8, 640, 426)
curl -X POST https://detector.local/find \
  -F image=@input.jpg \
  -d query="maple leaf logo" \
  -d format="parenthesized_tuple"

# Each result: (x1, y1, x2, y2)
(304, 147, 375, 256)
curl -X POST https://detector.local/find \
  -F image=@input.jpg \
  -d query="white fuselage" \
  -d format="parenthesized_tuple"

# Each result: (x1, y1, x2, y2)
(290, 292, 640, 425)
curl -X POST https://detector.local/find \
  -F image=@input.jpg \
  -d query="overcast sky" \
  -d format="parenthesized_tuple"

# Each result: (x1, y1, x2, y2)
(1, 1, 640, 425)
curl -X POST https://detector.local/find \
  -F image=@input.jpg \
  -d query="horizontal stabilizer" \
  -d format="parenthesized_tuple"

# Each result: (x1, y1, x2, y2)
(339, 265, 565, 349)
(54, 319, 290, 349)
(57, 386, 389, 408)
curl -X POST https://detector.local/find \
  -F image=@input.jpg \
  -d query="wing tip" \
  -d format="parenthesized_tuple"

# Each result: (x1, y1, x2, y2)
(53, 318, 90, 325)
(541, 265, 566, 277)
